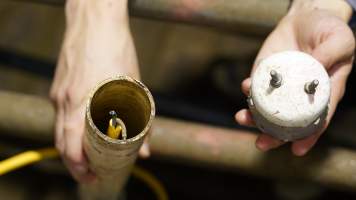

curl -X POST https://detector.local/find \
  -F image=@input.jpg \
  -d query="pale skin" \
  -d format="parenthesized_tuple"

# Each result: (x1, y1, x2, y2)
(236, 0, 355, 156)
(51, 0, 355, 182)
(50, 0, 147, 182)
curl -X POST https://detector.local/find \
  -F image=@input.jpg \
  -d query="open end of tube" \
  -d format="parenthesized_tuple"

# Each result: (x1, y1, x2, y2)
(89, 78, 154, 140)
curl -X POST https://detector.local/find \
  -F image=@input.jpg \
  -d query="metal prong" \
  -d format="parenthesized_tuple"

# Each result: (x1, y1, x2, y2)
(305, 79, 319, 94)
(109, 110, 118, 127)
(270, 70, 282, 88)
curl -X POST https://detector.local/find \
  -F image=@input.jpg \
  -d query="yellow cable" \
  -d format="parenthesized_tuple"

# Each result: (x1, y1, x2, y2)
(107, 118, 122, 139)
(0, 149, 168, 200)
(0, 148, 58, 175)
(0, 113, 169, 200)
(106, 113, 169, 200)
(132, 166, 169, 200)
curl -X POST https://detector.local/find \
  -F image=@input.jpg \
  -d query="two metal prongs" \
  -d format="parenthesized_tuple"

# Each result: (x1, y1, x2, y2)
(269, 70, 319, 94)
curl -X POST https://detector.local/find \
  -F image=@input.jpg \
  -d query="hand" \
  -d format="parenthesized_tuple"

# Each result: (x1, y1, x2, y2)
(50, 0, 149, 183)
(235, 1, 355, 156)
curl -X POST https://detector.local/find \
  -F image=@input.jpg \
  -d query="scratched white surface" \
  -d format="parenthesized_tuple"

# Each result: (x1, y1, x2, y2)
(251, 51, 330, 127)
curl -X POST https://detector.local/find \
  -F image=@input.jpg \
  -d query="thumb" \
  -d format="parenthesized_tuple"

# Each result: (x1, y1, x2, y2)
(312, 25, 355, 69)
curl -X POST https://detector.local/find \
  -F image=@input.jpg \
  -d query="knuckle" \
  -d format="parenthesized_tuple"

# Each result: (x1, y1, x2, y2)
(53, 91, 66, 105)
(64, 89, 74, 105)
(64, 88, 81, 107)
(49, 89, 57, 102)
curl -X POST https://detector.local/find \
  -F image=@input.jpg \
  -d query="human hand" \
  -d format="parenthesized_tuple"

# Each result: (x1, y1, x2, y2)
(235, 1, 355, 156)
(50, 0, 149, 183)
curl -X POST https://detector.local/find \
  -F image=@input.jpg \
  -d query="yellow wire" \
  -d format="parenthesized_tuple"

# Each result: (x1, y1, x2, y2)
(0, 115, 168, 200)
(106, 116, 169, 200)
(132, 166, 169, 200)
(0, 149, 168, 200)
(0, 148, 58, 175)
(107, 118, 122, 139)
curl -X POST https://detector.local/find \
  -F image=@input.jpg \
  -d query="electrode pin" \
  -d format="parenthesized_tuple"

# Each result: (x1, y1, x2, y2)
(270, 70, 282, 88)
(305, 79, 319, 94)
(109, 110, 118, 127)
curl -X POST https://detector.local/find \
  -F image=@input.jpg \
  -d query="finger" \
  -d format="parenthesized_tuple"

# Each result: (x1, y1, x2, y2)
(64, 159, 96, 183)
(139, 140, 150, 159)
(62, 102, 96, 183)
(139, 127, 151, 158)
(63, 122, 92, 183)
(291, 133, 320, 156)
(64, 130, 96, 183)
(291, 61, 352, 156)
(290, 86, 335, 156)
(290, 88, 336, 156)
(256, 134, 285, 152)
(241, 78, 251, 96)
(55, 108, 65, 154)
(312, 25, 355, 69)
(235, 109, 255, 127)
(328, 60, 353, 102)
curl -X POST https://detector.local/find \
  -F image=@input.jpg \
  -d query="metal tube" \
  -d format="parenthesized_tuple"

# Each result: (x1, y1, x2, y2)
(149, 118, 356, 190)
(80, 76, 155, 200)
(0, 91, 54, 142)
(1, 91, 356, 190)
(14, 0, 289, 35)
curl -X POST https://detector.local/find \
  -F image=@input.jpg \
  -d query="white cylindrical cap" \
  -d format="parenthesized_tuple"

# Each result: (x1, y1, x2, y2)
(249, 51, 330, 141)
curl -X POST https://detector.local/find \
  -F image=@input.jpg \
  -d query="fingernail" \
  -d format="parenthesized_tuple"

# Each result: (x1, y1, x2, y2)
(256, 140, 270, 152)
(295, 147, 308, 156)
(140, 143, 150, 158)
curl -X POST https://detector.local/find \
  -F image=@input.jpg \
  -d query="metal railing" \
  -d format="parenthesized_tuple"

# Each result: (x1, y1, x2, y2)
(14, 0, 289, 35)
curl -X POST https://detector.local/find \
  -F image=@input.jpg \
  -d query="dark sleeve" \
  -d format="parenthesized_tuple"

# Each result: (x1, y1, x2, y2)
(347, 0, 356, 27)
(347, 0, 356, 10)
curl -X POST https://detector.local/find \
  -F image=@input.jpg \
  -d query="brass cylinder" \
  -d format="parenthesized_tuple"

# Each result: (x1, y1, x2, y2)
(81, 76, 155, 200)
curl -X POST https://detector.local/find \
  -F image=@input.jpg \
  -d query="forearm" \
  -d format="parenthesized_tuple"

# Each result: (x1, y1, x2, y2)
(61, 0, 139, 79)
(289, 0, 353, 22)
(65, 0, 129, 24)
(51, 0, 140, 182)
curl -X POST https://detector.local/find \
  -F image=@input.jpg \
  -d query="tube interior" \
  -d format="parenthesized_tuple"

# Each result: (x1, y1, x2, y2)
(90, 79, 152, 140)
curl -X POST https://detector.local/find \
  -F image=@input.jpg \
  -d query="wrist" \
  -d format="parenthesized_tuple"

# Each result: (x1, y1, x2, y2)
(288, 0, 353, 22)
(64, 0, 132, 46)
(61, 0, 140, 81)
(65, 0, 129, 25)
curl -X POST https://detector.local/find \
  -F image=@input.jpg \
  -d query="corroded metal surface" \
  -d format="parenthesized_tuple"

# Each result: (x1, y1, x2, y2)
(15, 0, 289, 35)
(1, 91, 356, 190)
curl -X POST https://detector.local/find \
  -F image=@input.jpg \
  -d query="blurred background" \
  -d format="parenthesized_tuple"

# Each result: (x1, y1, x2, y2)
(0, 0, 356, 199)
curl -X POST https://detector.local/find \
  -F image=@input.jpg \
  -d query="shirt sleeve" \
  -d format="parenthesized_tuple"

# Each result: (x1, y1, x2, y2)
(347, 0, 356, 27)
(347, 0, 356, 10)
